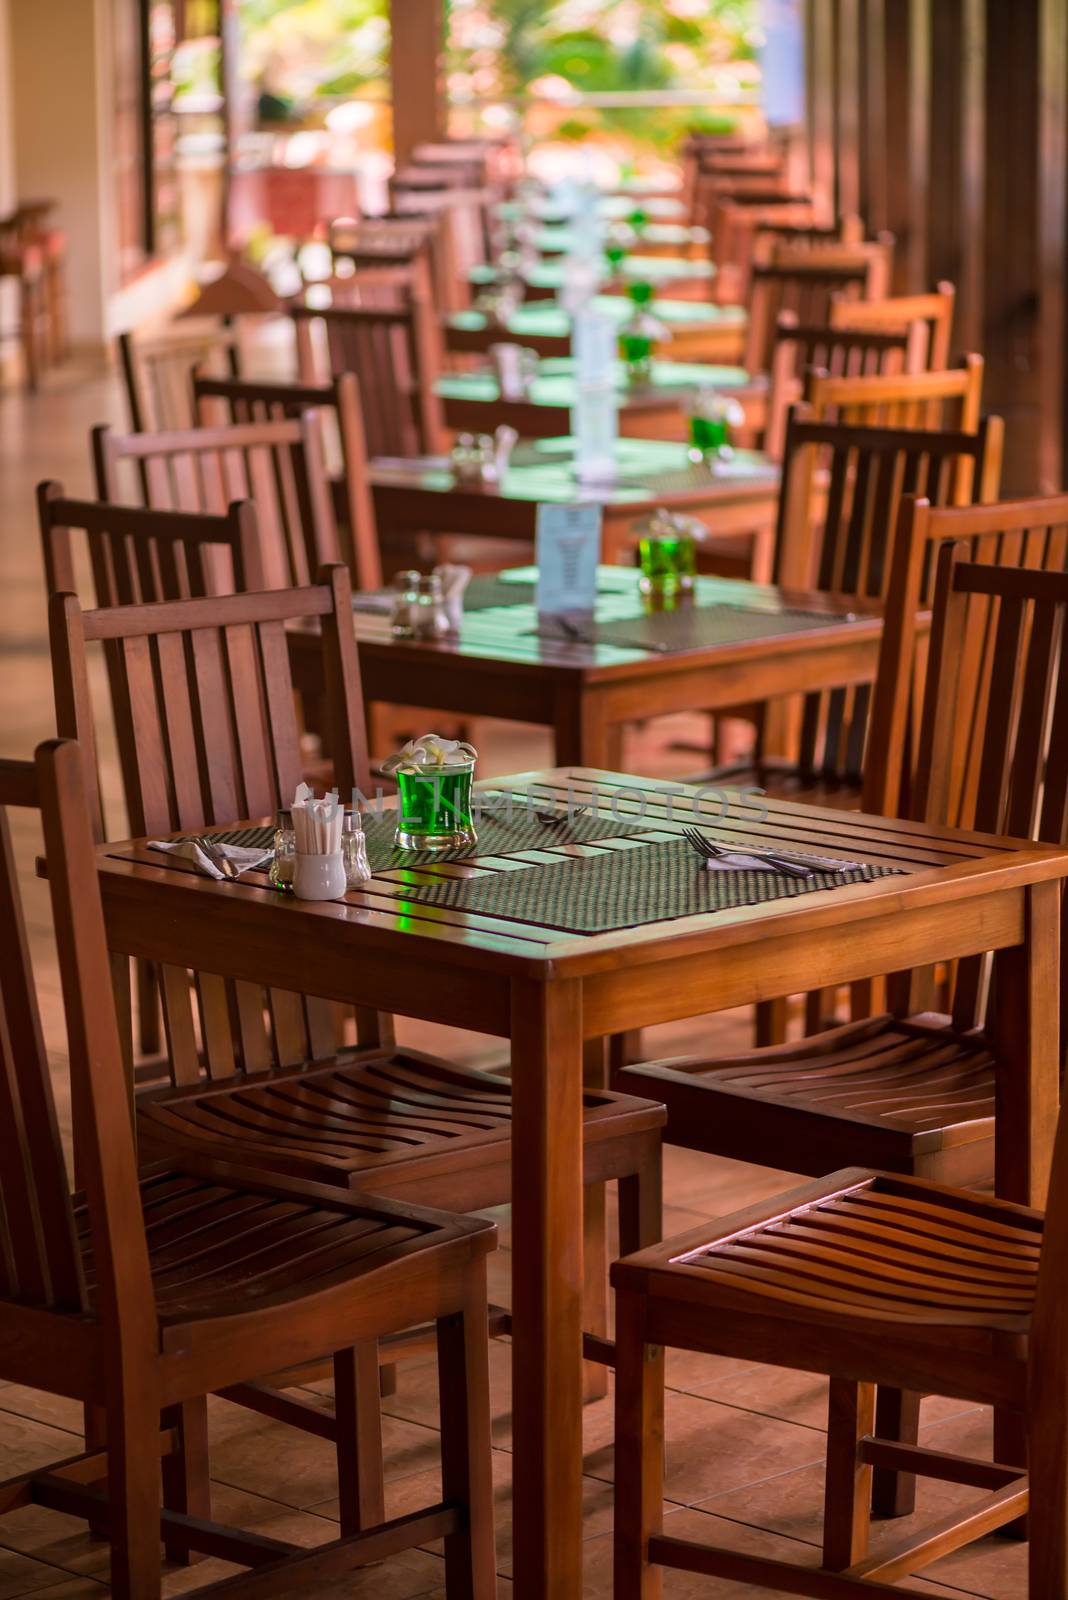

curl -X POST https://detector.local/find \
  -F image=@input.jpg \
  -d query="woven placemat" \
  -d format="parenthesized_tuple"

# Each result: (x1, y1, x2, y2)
(382, 837, 904, 934)
(189, 801, 662, 873)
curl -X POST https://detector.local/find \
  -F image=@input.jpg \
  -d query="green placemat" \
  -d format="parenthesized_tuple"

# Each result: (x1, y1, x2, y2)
(383, 837, 904, 934)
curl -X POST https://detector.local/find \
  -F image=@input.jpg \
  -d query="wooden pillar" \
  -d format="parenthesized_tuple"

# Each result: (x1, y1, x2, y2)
(1038, 0, 1068, 492)
(807, 0, 836, 212)
(389, 0, 445, 166)
(835, 0, 862, 218)
(982, 0, 1041, 493)
(863, 0, 913, 288)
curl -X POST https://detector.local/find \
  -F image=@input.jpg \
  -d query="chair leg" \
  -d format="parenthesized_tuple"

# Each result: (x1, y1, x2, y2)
(871, 1388, 921, 1518)
(613, 1287, 664, 1599)
(617, 1140, 663, 1258)
(136, 959, 161, 1057)
(161, 1399, 210, 1565)
(755, 996, 789, 1046)
(822, 1379, 875, 1570)
(437, 1259, 497, 1599)
(333, 1342, 385, 1538)
(583, 1181, 609, 1402)
(1028, 1397, 1066, 1594)
(106, 1382, 164, 1600)
(994, 1406, 1028, 1540)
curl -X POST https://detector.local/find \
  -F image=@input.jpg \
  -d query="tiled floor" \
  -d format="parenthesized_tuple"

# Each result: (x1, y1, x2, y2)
(0, 364, 1023, 1597)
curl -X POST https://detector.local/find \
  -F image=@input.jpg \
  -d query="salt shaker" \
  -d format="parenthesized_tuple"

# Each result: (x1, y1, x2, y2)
(341, 810, 372, 886)
(390, 570, 422, 638)
(269, 809, 295, 890)
(413, 573, 451, 640)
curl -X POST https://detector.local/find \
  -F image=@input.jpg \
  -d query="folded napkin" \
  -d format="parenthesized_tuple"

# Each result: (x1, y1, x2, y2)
(702, 848, 863, 875)
(702, 851, 795, 874)
(149, 839, 272, 879)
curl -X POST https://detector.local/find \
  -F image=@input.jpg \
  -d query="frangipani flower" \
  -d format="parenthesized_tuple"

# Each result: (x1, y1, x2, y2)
(381, 734, 479, 775)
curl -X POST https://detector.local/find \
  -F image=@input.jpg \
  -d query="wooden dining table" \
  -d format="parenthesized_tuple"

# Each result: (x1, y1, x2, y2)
(435, 355, 749, 441)
(370, 437, 782, 572)
(298, 566, 884, 767)
(96, 768, 1068, 1598)
(469, 253, 716, 301)
(444, 293, 747, 363)
(532, 221, 710, 257)
(495, 194, 688, 226)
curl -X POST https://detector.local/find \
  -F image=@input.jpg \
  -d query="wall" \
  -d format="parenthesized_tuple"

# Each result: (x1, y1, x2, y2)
(0, 0, 16, 364)
(9, 0, 115, 348)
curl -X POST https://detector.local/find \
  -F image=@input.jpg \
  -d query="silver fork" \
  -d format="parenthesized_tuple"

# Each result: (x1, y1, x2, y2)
(536, 805, 590, 826)
(192, 836, 239, 879)
(682, 826, 813, 879)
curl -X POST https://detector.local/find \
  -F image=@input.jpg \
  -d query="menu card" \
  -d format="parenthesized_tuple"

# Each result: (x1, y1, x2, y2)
(535, 503, 602, 620)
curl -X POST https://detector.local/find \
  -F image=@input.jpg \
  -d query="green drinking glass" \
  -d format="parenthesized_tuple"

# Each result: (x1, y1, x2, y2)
(637, 531, 697, 596)
(688, 411, 730, 457)
(394, 762, 477, 851)
(619, 330, 654, 382)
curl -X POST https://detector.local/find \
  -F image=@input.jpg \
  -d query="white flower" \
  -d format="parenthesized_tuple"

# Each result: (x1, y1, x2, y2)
(381, 733, 479, 775)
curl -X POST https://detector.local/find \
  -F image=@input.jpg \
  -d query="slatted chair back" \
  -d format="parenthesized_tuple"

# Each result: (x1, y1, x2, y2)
(871, 493, 1068, 836)
(709, 199, 821, 298)
(764, 311, 924, 459)
(804, 354, 985, 436)
(743, 257, 882, 377)
(771, 408, 1004, 789)
(118, 322, 241, 433)
(292, 295, 445, 458)
(38, 484, 264, 609)
(389, 185, 492, 303)
(191, 370, 382, 590)
(830, 282, 956, 371)
(0, 739, 155, 1347)
(0, 751, 85, 1314)
(49, 574, 374, 1083)
(910, 552, 1068, 1050)
(92, 414, 340, 591)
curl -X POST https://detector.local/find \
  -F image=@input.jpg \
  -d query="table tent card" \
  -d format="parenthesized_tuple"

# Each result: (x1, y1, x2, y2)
(571, 310, 618, 482)
(534, 502, 602, 625)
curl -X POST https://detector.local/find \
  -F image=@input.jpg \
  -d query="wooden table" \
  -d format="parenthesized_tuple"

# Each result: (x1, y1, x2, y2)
(532, 221, 709, 257)
(435, 356, 750, 441)
(326, 568, 884, 767)
(96, 769, 1068, 1597)
(469, 253, 716, 301)
(370, 437, 781, 571)
(495, 194, 687, 225)
(445, 294, 747, 363)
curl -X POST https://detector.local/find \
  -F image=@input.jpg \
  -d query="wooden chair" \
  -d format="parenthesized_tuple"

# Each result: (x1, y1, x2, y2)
(613, 555, 1068, 1600)
(48, 571, 665, 1407)
(117, 323, 246, 433)
(804, 353, 985, 436)
(742, 254, 887, 379)
(92, 415, 341, 590)
(292, 296, 446, 458)
(0, 735, 498, 1598)
(0, 213, 49, 389)
(38, 484, 264, 609)
(192, 369, 383, 590)
(719, 407, 1004, 802)
(762, 312, 924, 458)
(38, 487, 268, 1063)
(831, 282, 956, 371)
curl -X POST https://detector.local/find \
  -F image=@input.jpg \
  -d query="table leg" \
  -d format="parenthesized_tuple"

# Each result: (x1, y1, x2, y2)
(990, 880, 1060, 1537)
(510, 975, 585, 1600)
(991, 881, 1061, 1208)
(552, 684, 621, 769)
(583, 1038, 609, 1403)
